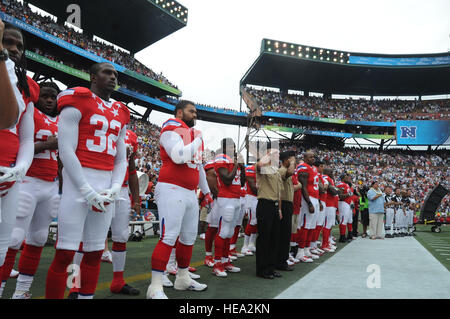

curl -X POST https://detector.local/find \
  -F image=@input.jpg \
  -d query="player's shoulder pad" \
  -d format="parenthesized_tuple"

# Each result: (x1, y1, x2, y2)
(161, 118, 187, 135)
(116, 102, 130, 125)
(214, 154, 232, 164)
(57, 87, 93, 113)
(26, 76, 40, 104)
(245, 165, 256, 174)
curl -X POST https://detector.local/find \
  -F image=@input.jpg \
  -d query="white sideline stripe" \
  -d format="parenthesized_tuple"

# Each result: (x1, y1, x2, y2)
(440, 253, 450, 256)
(436, 249, 450, 251)
(275, 237, 450, 299)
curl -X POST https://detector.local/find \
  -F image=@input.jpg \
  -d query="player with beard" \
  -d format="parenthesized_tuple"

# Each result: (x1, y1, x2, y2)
(45, 62, 130, 299)
(0, 23, 36, 298)
(0, 82, 60, 299)
(146, 101, 211, 299)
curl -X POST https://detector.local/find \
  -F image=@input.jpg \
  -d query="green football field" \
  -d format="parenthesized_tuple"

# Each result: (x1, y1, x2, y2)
(2, 223, 449, 299)
(1, 228, 347, 300)
(413, 224, 450, 271)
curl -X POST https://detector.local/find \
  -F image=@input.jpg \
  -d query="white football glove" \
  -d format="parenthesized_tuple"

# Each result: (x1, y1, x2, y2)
(0, 166, 26, 184)
(80, 183, 112, 213)
(100, 183, 122, 202)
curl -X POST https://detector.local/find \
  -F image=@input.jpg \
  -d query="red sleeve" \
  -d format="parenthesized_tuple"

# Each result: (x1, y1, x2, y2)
(26, 76, 40, 104)
(245, 165, 256, 178)
(57, 87, 92, 114)
(116, 101, 130, 126)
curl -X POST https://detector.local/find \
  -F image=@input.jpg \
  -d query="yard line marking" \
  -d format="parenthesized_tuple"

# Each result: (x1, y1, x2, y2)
(439, 253, 450, 256)
(435, 249, 450, 251)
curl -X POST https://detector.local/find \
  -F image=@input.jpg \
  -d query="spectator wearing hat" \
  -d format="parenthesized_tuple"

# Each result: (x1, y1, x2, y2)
(367, 181, 385, 239)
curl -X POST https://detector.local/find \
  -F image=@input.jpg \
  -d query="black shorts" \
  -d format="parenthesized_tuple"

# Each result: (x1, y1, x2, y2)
(360, 209, 369, 226)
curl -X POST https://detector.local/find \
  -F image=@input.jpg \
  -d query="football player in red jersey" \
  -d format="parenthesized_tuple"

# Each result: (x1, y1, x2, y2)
(212, 138, 245, 277)
(294, 151, 323, 262)
(146, 101, 211, 299)
(45, 62, 130, 299)
(241, 164, 258, 256)
(0, 19, 25, 129)
(69, 129, 141, 298)
(108, 129, 141, 295)
(0, 82, 60, 299)
(336, 173, 354, 243)
(228, 184, 247, 259)
(204, 160, 219, 267)
(310, 160, 327, 256)
(0, 24, 36, 298)
(321, 167, 339, 252)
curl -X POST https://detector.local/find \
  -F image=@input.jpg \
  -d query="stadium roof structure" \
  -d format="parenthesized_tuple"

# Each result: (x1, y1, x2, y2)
(241, 39, 450, 96)
(26, 0, 188, 53)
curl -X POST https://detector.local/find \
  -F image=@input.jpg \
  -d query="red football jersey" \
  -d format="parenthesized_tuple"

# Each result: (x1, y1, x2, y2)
(0, 77, 39, 192)
(240, 185, 247, 198)
(204, 160, 215, 172)
(295, 162, 319, 199)
(0, 77, 39, 168)
(26, 108, 59, 182)
(215, 154, 241, 199)
(158, 118, 202, 191)
(323, 175, 339, 208)
(57, 87, 130, 171)
(318, 173, 327, 203)
(292, 174, 301, 215)
(245, 165, 257, 196)
(336, 182, 353, 205)
(122, 129, 139, 187)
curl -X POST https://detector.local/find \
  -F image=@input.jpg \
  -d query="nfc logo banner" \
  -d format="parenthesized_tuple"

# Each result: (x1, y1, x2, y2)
(399, 126, 417, 139)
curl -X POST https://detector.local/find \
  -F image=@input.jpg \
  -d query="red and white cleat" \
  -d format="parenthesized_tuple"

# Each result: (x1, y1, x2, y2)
(212, 263, 227, 277)
(204, 256, 215, 268)
(223, 262, 241, 273)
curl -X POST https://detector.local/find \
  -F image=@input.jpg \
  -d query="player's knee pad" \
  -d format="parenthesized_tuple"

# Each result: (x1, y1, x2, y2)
(16, 191, 35, 219)
(112, 228, 129, 243)
(179, 231, 197, 246)
(27, 229, 49, 247)
(9, 227, 26, 250)
(221, 205, 235, 223)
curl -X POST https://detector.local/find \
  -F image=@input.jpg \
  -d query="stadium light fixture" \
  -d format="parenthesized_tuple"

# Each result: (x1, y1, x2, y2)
(306, 54, 309, 58)
(283, 50, 287, 54)
(299, 53, 303, 57)
(306, 47, 310, 51)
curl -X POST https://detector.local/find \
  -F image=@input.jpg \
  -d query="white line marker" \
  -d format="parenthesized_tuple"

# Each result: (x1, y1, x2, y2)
(440, 253, 450, 256)
(436, 249, 450, 251)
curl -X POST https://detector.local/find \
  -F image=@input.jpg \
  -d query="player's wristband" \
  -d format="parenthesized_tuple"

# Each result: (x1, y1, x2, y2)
(129, 169, 137, 176)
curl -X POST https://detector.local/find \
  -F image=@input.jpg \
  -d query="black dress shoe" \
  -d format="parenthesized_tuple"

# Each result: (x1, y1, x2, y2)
(258, 273, 274, 279)
(272, 272, 282, 278)
(117, 284, 140, 296)
(276, 265, 294, 271)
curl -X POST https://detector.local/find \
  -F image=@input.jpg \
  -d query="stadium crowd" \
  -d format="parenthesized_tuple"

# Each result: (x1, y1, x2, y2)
(245, 87, 450, 122)
(1, 0, 179, 89)
(278, 142, 449, 214)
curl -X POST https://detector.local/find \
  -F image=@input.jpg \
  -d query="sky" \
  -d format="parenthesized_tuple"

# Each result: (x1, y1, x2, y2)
(131, 0, 450, 152)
